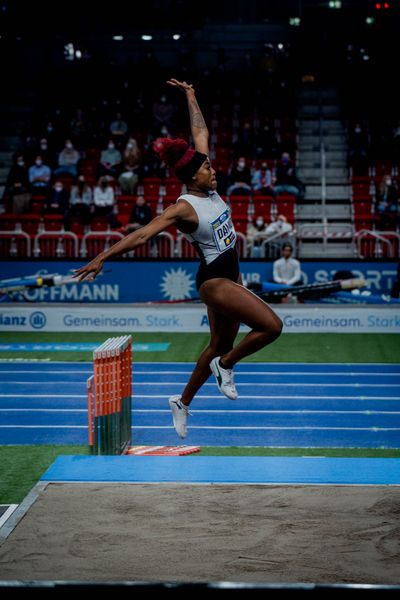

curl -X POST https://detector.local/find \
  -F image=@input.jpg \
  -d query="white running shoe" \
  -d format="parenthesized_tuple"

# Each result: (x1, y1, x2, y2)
(210, 356, 238, 400)
(169, 395, 190, 439)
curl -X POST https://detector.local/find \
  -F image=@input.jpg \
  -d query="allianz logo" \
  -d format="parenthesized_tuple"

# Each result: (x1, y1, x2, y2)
(0, 311, 47, 328)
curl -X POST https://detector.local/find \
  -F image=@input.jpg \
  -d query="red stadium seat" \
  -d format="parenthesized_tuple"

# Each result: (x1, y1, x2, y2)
(43, 214, 64, 231)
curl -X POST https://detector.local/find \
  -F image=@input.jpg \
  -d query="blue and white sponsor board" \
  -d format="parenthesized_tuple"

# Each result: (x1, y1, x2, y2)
(0, 260, 398, 303)
(0, 304, 399, 333)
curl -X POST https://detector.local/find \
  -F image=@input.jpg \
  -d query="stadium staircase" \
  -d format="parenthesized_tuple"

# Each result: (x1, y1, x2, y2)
(296, 86, 355, 258)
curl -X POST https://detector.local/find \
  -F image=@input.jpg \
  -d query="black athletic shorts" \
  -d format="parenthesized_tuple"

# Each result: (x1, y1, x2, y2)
(196, 247, 240, 290)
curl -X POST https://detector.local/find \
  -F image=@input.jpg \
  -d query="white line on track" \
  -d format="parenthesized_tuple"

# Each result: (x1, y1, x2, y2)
(0, 408, 399, 415)
(0, 394, 399, 400)
(0, 369, 399, 376)
(2, 381, 399, 388)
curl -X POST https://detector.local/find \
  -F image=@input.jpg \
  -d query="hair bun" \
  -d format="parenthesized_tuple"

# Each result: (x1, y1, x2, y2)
(153, 138, 188, 166)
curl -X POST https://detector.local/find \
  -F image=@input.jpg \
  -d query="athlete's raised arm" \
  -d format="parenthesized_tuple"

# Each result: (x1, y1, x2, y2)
(167, 78, 209, 155)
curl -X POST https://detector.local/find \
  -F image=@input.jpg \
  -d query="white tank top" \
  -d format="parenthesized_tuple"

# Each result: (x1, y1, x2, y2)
(178, 192, 236, 265)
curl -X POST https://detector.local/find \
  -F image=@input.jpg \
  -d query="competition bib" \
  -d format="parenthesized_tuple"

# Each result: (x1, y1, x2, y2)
(210, 209, 236, 254)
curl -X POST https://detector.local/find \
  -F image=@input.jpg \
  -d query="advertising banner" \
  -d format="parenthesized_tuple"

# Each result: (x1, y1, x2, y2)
(0, 260, 397, 303)
(0, 304, 399, 333)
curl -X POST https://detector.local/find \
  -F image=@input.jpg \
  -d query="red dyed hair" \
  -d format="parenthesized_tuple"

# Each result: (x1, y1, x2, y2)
(153, 137, 206, 181)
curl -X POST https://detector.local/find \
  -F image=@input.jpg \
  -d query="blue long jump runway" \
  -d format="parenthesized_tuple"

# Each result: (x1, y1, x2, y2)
(0, 361, 399, 448)
(42, 455, 400, 486)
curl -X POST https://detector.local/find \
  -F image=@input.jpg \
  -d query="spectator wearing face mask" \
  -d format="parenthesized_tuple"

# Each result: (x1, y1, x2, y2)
(159, 125, 171, 138)
(274, 152, 305, 198)
(123, 195, 153, 233)
(97, 140, 122, 180)
(109, 112, 129, 141)
(118, 138, 142, 194)
(55, 139, 80, 178)
(265, 214, 293, 237)
(375, 174, 399, 230)
(64, 175, 94, 229)
(227, 157, 252, 196)
(36, 138, 55, 169)
(252, 161, 274, 196)
(93, 176, 118, 227)
(246, 215, 268, 256)
(29, 155, 52, 193)
(44, 180, 70, 215)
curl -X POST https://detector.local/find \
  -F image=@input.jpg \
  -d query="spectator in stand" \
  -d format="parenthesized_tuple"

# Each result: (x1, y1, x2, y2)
(44, 180, 70, 216)
(246, 215, 268, 256)
(159, 124, 172, 138)
(227, 157, 252, 196)
(4, 155, 31, 213)
(64, 175, 93, 230)
(252, 161, 274, 196)
(93, 176, 118, 227)
(37, 138, 55, 168)
(122, 195, 153, 233)
(42, 120, 59, 152)
(274, 152, 305, 198)
(265, 214, 293, 237)
(118, 138, 141, 195)
(141, 138, 166, 179)
(5, 155, 30, 191)
(375, 174, 399, 230)
(272, 243, 302, 285)
(153, 94, 175, 133)
(348, 122, 369, 175)
(28, 155, 51, 194)
(109, 112, 129, 142)
(97, 140, 122, 180)
(54, 139, 80, 178)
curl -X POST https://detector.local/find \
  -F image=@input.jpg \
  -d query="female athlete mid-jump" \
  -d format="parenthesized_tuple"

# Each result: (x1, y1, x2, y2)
(74, 79, 282, 438)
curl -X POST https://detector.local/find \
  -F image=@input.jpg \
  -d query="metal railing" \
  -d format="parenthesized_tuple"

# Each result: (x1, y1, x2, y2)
(33, 231, 79, 258)
(80, 230, 125, 258)
(354, 229, 400, 259)
(0, 229, 31, 257)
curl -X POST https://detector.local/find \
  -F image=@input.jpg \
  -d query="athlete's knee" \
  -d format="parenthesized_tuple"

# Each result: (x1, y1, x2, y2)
(258, 315, 282, 341)
(270, 316, 283, 340)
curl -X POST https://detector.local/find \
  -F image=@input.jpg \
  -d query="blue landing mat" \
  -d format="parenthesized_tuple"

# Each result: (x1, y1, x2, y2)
(41, 456, 400, 485)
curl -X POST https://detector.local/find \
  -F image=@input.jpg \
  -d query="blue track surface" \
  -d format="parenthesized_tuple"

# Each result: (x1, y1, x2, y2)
(1, 361, 399, 448)
(42, 455, 400, 485)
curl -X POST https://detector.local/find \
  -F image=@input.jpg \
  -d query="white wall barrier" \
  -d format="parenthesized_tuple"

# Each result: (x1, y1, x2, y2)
(0, 304, 399, 333)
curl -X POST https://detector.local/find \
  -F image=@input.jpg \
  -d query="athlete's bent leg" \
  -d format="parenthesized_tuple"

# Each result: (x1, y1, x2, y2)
(200, 278, 282, 369)
(180, 307, 240, 406)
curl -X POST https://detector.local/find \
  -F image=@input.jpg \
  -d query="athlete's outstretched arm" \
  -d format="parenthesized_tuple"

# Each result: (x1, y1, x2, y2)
(73, 202, 194, 282)
(167, 78, 209, 155)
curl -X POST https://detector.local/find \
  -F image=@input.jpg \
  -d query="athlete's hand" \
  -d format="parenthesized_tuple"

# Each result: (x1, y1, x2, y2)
(73, 257, 104, 282)
(167, 78, 195, 94)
